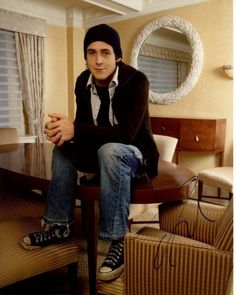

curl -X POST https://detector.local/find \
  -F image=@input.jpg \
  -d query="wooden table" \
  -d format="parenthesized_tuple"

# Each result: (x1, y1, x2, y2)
(0, 143, 196, 295)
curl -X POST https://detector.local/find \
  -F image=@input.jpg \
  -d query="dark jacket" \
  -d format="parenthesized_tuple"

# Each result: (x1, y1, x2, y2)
(73, 61, 159, 178)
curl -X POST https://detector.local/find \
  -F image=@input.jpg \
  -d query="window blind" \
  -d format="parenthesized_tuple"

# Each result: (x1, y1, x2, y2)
(138, 55, 178, 93)
(0, 29, 24, 135)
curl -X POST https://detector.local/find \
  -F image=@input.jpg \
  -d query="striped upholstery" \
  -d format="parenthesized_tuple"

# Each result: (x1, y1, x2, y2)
(97, 273, 124, 295)
(158, 200, 225, 245)
(0, 186, 82, 290)
(0, 216, 79, 288)
(98, 200, 233, 295)
(125, 230, 232, 295)
(214, 198, 233, 251)
(0, 187, 45, 222)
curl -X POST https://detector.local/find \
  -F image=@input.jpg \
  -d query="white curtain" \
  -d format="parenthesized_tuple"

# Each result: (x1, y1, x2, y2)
(15, 32, 45, 142)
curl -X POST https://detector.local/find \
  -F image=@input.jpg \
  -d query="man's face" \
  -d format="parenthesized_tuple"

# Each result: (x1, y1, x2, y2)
(86, 41, 120, 87)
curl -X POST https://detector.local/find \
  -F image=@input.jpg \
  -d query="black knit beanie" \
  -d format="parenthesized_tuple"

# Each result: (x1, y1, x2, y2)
(84, 24, 122, 59)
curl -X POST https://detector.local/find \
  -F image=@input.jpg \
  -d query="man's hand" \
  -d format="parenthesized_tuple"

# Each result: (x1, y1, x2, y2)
(44, 113, 74, 146)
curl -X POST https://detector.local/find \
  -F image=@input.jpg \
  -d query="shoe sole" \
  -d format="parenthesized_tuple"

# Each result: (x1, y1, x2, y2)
(19, 239, 42, 250)
(19, 236, 72, 250)
(97, 264, 124, 281)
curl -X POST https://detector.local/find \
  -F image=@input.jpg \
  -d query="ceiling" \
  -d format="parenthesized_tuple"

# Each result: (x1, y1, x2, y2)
(33, 0, 210, 26)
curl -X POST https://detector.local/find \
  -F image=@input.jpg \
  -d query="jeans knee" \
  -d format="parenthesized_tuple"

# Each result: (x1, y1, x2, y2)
(52, 146, 76, 176)
(52, 146, 65, 166)
(98, 143, 121, 163)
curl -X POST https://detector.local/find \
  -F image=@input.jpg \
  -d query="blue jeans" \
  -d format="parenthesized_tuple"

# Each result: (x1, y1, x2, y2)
(44, 142, 144, 241)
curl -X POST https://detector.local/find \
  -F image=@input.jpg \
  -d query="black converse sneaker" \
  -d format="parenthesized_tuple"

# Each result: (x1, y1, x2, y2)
(98, 239, 124, 281)
(19, 223, 72, 250)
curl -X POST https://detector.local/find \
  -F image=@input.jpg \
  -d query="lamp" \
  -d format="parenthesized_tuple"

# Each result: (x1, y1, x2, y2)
(223, 65, 233, 79)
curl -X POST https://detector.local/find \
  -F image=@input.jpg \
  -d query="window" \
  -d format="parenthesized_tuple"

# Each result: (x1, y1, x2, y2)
(138, 55, 178, 93)
(0, 29, 24, 135)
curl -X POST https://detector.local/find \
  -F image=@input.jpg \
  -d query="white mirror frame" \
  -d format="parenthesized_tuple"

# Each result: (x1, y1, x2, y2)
(130, 16, 204, 104)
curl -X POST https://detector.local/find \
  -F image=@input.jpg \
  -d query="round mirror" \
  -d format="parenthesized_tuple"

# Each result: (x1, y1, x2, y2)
(130, 16, 204, 104)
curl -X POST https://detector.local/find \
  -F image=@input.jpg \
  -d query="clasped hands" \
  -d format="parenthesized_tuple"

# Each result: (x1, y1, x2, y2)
(44, 113, 74, 146)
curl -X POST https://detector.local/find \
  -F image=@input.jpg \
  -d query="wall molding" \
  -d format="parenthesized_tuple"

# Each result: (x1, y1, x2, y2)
(0, 8, 46, 36)
(0, 0, 210, 28)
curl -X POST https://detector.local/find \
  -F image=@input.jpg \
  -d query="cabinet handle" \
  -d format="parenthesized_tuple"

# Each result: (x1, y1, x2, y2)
(162, 126, 166, 131)
(195, 135, 199, 142)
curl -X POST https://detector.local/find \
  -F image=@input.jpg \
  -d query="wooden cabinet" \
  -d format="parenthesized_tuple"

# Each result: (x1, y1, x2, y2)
(150, 117, 226, 165)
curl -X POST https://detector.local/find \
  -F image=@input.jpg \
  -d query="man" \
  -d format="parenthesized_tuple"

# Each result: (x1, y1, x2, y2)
(20, 24, 159, 281)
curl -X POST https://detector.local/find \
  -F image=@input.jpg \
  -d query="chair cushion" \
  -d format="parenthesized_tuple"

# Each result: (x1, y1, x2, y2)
(158, 200, 224, 245)
(129, 204, 156, 220)
(198, 167, 233, 192)
(0, 187, 45, 222)
(0, 217, 79, 288)
(153, 134, 178, 162)
(136, 226, 215, 249)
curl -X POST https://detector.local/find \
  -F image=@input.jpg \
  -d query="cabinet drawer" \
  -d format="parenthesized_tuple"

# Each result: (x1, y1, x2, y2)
(150, 118, 180, 139)
(150, 117, 226, 156)
(179, 120, 217, 151)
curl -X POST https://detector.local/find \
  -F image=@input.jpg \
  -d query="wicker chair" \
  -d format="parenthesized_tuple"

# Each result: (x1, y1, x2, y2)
(98, 199, 233, 295)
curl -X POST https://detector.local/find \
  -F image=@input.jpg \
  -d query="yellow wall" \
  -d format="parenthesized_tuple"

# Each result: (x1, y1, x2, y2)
(66, 26, 85, 119)
(43, 0, 233, 173)
(44, 25, 85, 122)
(111, 0, 233, 172)
(44, 25, 68, 119)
